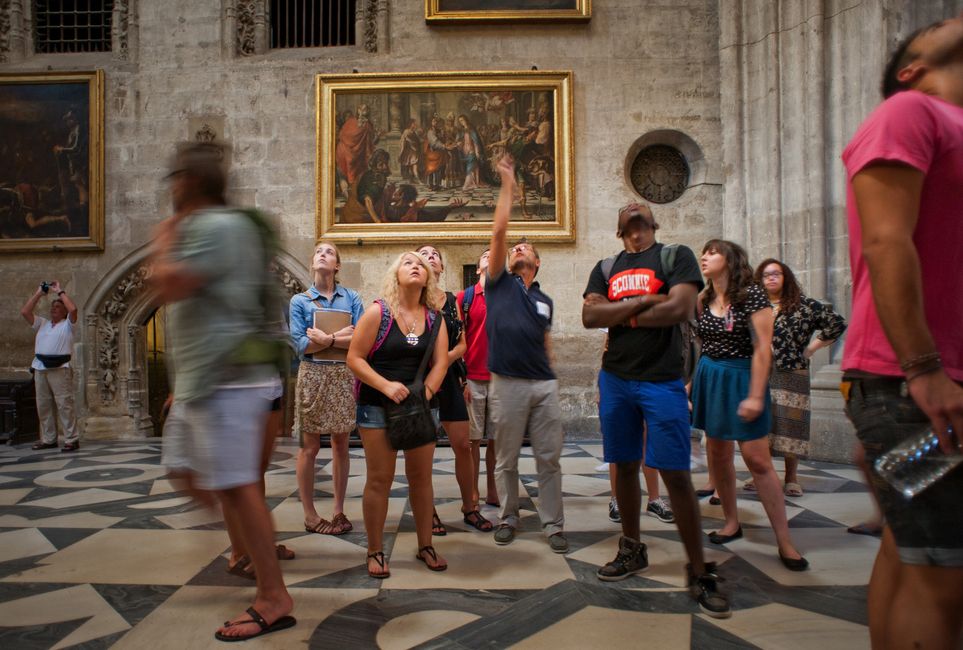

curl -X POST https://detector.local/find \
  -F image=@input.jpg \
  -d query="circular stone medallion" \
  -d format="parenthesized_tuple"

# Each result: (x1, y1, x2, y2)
(630, 144, 690, 204)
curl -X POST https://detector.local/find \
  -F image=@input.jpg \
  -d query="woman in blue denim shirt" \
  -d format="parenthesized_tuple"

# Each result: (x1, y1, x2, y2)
(290, 241, 364, 536)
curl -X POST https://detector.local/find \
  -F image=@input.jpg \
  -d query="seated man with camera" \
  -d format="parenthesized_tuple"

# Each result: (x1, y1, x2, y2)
(20, 280, 80, 451)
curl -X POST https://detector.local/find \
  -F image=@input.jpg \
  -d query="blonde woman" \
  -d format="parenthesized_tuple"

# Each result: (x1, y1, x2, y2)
(417, 244, 493, 534)
(290, 242, 363, 536)
(347, 252, 450, 578)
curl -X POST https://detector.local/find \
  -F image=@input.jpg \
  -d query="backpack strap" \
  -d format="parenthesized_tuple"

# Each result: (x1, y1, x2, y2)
(462, 285, 475, 329)
(660, 243, 679, 278)
(600, 251, 623, 284)
(369, 298, 393, 358)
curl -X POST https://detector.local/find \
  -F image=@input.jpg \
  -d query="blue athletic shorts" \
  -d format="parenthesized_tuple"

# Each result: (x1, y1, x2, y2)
(598, 369, 691, 470)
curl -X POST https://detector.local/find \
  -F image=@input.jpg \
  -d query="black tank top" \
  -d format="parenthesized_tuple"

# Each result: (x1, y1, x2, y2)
(359, 317, 432, 406)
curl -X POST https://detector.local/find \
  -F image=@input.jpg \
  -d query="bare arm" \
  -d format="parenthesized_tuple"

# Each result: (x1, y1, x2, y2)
(50, 282, 78, 323)
(425, 319, 450, 398)
(545, 331, 555, 366)
(853, 164, 963, 450)
(20, 286, 43, 326)
(488, 156, 516, 283)
(738, 307, 773, 422)
(347, 304, 408, 403)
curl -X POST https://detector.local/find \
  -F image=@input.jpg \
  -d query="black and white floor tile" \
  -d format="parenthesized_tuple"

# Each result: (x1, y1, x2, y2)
(0, 439, 878, 649)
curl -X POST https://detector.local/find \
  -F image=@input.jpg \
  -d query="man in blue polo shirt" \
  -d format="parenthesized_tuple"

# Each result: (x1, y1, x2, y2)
(485, 155, 566, 553)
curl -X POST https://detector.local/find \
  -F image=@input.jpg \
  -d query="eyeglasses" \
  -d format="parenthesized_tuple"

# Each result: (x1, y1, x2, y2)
(761, 271, 783, 279)
(510, 244, 532, 254)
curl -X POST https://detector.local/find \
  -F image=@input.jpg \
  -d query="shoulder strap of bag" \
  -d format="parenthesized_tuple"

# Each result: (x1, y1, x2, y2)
(414, 311, 442, 383)
(461, 284, 475, 332)
(600, 251, 624, 284)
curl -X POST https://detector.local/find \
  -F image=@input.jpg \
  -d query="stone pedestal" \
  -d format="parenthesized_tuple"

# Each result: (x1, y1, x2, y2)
(809, 363, 856, 464)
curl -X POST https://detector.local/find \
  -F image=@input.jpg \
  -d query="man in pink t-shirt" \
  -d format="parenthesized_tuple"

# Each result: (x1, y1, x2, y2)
(457, 248, 498, 508)
(841, 13, 963, 649)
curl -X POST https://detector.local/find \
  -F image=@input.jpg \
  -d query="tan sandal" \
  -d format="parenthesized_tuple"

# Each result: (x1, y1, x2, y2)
(784, 482, 804, 497)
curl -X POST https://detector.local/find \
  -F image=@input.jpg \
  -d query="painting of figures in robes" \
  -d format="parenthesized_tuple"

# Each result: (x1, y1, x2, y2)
(317, 71, 574, 244)
(425, 0, 591, 23)
(0, 71, 104, 252)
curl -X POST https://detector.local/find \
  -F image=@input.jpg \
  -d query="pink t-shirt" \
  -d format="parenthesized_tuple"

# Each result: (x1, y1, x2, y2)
(456, 283, 490, 381)
(841, 90, 963, 380)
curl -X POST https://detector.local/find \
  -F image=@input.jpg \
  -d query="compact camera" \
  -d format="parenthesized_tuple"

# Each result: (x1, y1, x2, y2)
(40, 281, 52, 294)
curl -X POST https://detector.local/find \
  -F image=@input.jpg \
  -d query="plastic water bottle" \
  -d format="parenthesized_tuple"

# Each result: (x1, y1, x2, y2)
(874, 427, 962, 499)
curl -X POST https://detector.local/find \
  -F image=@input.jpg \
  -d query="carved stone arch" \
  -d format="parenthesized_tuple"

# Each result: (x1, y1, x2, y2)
(82, 245, 310, 439)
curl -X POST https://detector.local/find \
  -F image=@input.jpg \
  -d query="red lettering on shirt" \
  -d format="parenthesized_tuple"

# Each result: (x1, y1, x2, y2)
(608, 268, 664, 301)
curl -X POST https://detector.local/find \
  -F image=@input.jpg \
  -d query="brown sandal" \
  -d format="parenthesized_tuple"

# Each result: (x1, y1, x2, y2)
(416, 545, 448, 572)
(275, 544, 295, 560)
(431, 512, 447, 536)
(226, 555, 256, 580)
(463, 509, 493, 532)
(367, 551, 390, 579)
(331, 512, 353, 533)
(305, 518, 348, 536)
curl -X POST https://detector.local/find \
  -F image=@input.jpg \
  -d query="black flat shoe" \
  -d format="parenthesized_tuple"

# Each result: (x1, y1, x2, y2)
(778, 551, 809, 571)
(31, 442, 58, 450)
(708, 496, 721, 506)
(708, 527, 743, 545)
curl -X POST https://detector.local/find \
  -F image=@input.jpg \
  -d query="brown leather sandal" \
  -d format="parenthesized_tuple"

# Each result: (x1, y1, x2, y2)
(331, 512, 353, 533)
(304, 518, 348, 536)
(367, 551, 390, 579)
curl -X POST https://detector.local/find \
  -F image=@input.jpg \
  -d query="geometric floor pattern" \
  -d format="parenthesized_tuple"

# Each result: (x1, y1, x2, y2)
(0, 439, 878, 649)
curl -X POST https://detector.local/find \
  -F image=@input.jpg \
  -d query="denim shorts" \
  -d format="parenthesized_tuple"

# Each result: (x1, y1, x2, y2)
(357, 403, 440, 430)
(598, 370, 691, 470)
(844, 375, 963, 567)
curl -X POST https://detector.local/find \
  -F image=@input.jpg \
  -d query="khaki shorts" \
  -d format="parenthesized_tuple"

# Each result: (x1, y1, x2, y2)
(467, 379, 493, 442)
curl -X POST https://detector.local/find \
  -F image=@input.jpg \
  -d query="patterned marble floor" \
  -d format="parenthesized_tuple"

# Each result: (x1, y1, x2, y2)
(0, 439, 878, 649)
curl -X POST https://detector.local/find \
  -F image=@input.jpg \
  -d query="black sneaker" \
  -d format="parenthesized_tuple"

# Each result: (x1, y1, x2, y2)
(608, 497, 621, 523)
(687, 561, 731, 618)
(597, 536, 648, 582)
(646, 497, 674, 523)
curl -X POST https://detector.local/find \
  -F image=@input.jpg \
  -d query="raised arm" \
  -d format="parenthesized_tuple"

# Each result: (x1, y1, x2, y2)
(853, 164, 963, 450)
(49, 282, 78, 323)
(488, 156, 516, 283)
(20, 285, 44, 326)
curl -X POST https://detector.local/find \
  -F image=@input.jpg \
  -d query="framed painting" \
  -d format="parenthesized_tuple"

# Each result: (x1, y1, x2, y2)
(0, 70, 105, 253)
(425, 0, 591, 23)
(316, 70, 575, 244)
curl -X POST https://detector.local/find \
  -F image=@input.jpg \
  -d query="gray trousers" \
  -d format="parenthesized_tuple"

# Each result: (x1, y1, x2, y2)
(35, 367, 78, 445)
(490, 372, 564, 536)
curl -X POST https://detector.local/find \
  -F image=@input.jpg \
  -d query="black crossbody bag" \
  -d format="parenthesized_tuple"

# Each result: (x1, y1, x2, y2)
(384, 314, 442, 451)
(383, 315, 442, 451)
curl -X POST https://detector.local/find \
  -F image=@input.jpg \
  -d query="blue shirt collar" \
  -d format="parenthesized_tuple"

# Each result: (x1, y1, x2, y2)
(308, 284, 346, 301)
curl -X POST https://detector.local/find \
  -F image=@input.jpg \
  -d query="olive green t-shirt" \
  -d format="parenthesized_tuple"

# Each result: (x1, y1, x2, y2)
(167, 208, 274, 402)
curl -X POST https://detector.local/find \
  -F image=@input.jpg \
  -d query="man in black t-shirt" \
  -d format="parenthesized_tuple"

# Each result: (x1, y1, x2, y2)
(582, 203, 730, 618)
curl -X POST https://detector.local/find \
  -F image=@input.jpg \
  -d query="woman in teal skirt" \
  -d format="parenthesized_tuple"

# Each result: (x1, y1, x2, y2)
(692, 240, 807, 571)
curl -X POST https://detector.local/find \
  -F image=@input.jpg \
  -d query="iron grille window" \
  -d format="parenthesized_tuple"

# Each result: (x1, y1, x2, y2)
(33, 0, 114, 54)
(270, 0, 355, 49)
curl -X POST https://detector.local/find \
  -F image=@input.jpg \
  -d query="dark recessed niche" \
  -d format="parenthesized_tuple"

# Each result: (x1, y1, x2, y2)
(629, 144, 690, 204)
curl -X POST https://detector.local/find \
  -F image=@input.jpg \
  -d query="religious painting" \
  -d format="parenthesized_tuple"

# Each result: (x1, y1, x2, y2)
(316, 71, 575, 244)
(0, 71, 105, 252)
(425, 0, 591, 23)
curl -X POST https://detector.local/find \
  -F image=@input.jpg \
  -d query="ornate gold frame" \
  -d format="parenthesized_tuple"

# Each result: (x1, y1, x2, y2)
(425, 0, 591, 23)
(316, 70, 575, 244)
(0, 70, 105, 253)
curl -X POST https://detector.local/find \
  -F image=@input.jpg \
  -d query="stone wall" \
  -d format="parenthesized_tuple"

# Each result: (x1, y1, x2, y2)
(0, 1, 724, 438)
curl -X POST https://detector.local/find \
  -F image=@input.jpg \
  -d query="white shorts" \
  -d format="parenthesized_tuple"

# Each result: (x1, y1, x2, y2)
(162, 386, 271, 491)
